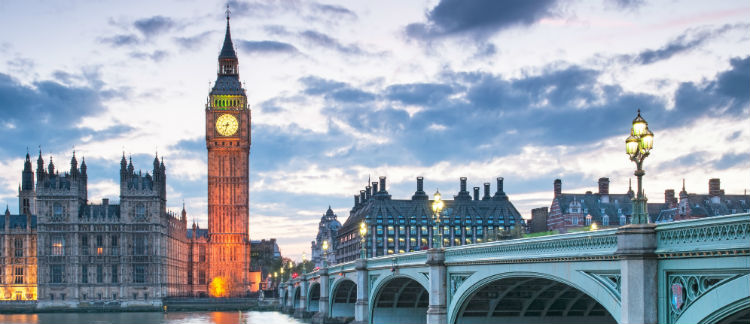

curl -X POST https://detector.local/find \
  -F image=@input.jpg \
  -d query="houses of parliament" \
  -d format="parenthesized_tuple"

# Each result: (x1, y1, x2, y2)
(0, 14, 253, 308)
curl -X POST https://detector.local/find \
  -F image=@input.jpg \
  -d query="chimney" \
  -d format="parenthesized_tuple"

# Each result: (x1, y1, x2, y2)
(554, 179, 562, 197)
(496, 177, 504, 194)
(665, 189, 675, 205)
(483, 183, 491, 200)
(102, 198, 109, 206)
(379, 176, 386, 193)
(372, 182, 378, 194)
(460, 177, 467, 193)
(361, 189, 367, 202)
(473, 187, 480, 201)
(598, 177, 610, 195)
(354, 195, 360, 206)
(709, 178, 721, 196)
(412, 176, 428, 200)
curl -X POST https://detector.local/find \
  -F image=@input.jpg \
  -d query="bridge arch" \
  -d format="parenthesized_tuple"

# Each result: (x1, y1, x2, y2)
(292, 285, 301, 310)
(369, 275, 429, 324)
(307, 281, 320, 312)
(450, 271, 619, 324)
(675, 274, 750, 324)
(330, 278, 357, 319)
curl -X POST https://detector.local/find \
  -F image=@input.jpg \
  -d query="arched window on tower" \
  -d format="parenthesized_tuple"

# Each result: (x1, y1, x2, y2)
(585, 214, 592, 226)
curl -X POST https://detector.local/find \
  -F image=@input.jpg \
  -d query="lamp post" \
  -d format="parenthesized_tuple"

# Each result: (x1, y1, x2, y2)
(625, 109, 654, 225)
(432, 190, 444, 248)
(322, 240, 329, 268)
(280, 267, 285, 281)
(302, 252, 308, 273)
(359, 221, 368, 259)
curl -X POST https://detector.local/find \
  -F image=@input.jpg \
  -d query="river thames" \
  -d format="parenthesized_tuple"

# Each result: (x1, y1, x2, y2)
(0, 311, 306, 324)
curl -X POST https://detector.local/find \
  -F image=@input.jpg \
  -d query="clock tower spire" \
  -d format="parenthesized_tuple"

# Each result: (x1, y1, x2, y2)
(204, 7, 251, 296)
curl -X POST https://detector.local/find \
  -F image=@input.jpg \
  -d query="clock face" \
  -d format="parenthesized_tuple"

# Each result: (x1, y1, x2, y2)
(216, 114, 239, 136)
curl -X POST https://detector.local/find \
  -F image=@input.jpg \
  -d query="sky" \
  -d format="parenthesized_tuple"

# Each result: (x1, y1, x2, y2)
(0, 0, 748, 261)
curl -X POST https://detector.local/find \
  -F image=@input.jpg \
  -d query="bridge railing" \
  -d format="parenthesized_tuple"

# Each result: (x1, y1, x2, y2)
(443, 228, 619, 264)
(366, 250, 428, 270)
(655, 212, 749, 256)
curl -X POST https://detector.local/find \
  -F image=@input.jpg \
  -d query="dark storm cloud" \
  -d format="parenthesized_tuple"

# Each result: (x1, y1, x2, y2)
(673, 56, 749, 116)
(100, 34, 140, 47)
(624, 25, 745, 65)
(237, 40, 299, 55)
(299, 30, 364, 55)
(133, 16, 175, 37)
(174, 31, 213, 50)
(406, 0, 559, 40)
(0, 73, 132, 158)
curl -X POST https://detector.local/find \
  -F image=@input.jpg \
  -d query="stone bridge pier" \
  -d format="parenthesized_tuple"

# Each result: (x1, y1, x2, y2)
(282, 214, 749, 324)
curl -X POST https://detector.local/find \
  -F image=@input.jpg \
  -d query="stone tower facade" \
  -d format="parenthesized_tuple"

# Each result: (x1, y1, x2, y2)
(205, 13, 252, 296)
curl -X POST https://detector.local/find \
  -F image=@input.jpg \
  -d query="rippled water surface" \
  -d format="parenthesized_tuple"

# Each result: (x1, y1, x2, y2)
(0, 311, 306, 324)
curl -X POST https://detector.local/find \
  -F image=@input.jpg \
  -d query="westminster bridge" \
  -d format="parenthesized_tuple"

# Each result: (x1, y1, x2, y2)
(279, 213, 749, 324)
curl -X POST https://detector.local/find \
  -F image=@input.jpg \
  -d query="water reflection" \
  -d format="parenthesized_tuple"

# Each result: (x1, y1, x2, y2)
(0, 311, 305, 324)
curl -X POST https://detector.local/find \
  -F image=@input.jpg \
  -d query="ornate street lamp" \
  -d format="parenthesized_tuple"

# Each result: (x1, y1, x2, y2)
(359, 221, 368, 259)
(280, 267, 285, 281)
(432, 190, 444, 248)
(322, 240, 329, 268)
(625, 109, 654, 224)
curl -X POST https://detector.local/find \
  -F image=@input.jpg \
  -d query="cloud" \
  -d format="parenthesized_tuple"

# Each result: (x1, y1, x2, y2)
(713, 152, 750, 170)
(100, 34, 140, 47)
(406, 0, 559, 40)
(130, 50, 169, 62)
(299, 30, 364, 55)
(174, 31, 213, 50)
(608, 0, 645, 9)
(133, 16, 175, 37)
(624, 24, 746, 65)
(385, 83, 454, 106)
(0, 72, 132, 159)
(311, 3, 357, 20)
(237, 40, 299, 55)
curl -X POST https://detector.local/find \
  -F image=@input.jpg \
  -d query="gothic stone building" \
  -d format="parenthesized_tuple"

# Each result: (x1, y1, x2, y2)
(336, 176, 526, 263)
(311, 207, 341, 268)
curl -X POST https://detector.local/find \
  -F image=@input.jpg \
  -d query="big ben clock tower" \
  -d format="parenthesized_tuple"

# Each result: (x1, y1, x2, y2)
(205, 12, 251, 295)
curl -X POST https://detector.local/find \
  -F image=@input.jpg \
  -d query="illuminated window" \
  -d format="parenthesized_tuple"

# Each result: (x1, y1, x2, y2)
(466, 226, 472, 235)
(96, 235, 103, 255)
(51, 236, 64, 256)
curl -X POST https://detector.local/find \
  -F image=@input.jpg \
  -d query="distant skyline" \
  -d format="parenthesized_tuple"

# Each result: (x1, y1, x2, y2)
(0, 0, 748, 260)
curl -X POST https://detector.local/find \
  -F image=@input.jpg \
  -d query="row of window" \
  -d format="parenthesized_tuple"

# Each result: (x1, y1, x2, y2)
(50, 264, 145, 284)
(49, 292, 150, 301)
(0, 267, 25, 284)
(569, 214, 626, 226)
(371, 217, 515, 225)
(1, 238, 26, 257)
(48, 235, 148, 256)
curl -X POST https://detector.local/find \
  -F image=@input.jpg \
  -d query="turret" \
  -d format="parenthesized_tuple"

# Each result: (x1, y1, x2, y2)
(80, 157, 87, 177)
(36, 150, 45, 181)
(70, 151, 78, 176)
(22, 151, 34, 191)
(48, 156, 55, 175)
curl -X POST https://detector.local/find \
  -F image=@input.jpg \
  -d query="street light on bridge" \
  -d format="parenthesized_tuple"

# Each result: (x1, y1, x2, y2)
(359, 221, 368, 259)
(432, 190, 444, 249)
(626, 109, 654, 225)
(322, 240, 329, 268)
